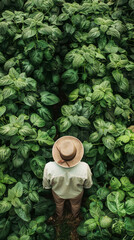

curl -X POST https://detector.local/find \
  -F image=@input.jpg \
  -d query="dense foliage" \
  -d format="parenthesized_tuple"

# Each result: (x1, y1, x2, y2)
(0, 0, 134, 239)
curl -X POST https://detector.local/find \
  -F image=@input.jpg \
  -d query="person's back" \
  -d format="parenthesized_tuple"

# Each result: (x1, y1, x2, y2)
(42, 136, 93, 219)
(43, 161, 93, 199)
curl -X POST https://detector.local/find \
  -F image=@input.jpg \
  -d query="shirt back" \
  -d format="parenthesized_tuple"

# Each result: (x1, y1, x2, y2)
(43, 161, 93, 199)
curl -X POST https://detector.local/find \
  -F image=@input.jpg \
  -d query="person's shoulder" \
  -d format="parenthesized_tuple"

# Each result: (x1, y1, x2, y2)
(79, 161, 89, 168)
(45, 161, 56, 168)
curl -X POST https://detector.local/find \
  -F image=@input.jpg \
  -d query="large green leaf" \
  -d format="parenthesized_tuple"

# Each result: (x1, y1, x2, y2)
(0, 218, 10, 240)
(36, 130, 54, 145)
(57, 117, 71, 132)
(107, 27, 120, 38)
(30, 156, 46, 179)
(62, 69, 79, 84)
(112, 70, 129, 92)
(23, 27, 36, 39)
(102, 135, 116, 150)
(0, 200, 11, 214)
(0, 183, 6, 197)
(91, 90, 104, 102)
(30, 113, 45, 127)
(93, 161, 107, 178)
(107, 192, 126, 217)
(0, 106, 6, 117)
(2, 87, 16, 99)
(77, 116, 90, 128)
(13, 182, 23, 198)
(19, 124, 36, 136)
(40, 91, 60, 105)
(15, 204, 31, 222)
(72, 54, 85, 68)
(68, 89, 79, 101)
(88, 27, 100, 38)
(0, 145, 11, 163)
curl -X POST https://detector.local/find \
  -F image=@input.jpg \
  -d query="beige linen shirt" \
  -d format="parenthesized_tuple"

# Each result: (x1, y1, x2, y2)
(43, 161, 93, 199)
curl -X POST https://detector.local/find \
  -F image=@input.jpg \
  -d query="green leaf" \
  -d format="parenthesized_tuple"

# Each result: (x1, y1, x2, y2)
(68, 89, 79, 101)
(125, 198, 134, 215)
(84, 218, 97, 231)
(114, 106, 124, 116)
(110, 177, 121, 190)
(20, 235, 30, 240)
(107, 27, 120, 38)
(107, 192, 126, 217)
(91, 90, 104, 102)
(83, 141, 93, 155)
(102, 135, 116, 150)
(57, 117, 71, 132)
(30, 144, 40, 152)
(1, 174, 16, 184)
(14, 77, 28, 89)
(0, 145, 11, 163)
(0, 183, 6, 197)
(19, 125, 36, 136)
(30, 113, 45, 127)
(47, 126, 56, 139)
(62, 69, 79, 84)
(23, 94, 37, 106)
(13, 182, 23, 197)
(29, 191, 39, 202)
(15, 204, 31, 222)
(77, 116, 90, 128)
(0, 105, 6, 117)
(23, 28, 36, 39)
(2, 87, 16, 100)
(36, 130, 54, 145)
(0, 124, 18, 136)
(12, 154, 24, 168)
(90, 201, 104, 220)
(18, 143, 30, 159)
(40, 91, 60, 105)
(105, 40, 118, 53)
(124, 217, 134, 236)
(7, 235, 19, 240)
(0, 218, 10, 240)
(124, 143, 134, 155)
(93, 161, 107, 178)
(37, 106, 52, 121)
(30, 156, 46, 179)
(2, 10, 14, 20)
(116, 135, 130, 144)
(88, 27, 100, 38)
(112, 70, 129, 92)
(0, 200, 11, 213)
(61, 105, 73, 116)
(0, 75, 13, 87)
(89, 132, 101, 143)
(11, 197, 21, 208)
(107, 149, 121, 162)
(72, 54, 85, 68)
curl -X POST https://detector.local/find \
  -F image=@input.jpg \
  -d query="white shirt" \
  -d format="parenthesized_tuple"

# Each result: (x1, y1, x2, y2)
(42, 161, 93, 199)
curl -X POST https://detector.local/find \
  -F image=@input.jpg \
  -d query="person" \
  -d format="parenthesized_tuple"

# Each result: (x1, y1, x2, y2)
(42, 136, 93, 220)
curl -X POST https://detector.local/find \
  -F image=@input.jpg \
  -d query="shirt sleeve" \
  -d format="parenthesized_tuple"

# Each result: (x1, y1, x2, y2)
(83, 165, 93, 189)
(42, 165, 51, 189)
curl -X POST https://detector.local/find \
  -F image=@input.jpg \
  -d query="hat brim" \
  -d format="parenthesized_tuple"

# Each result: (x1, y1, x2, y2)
(52, 136, 84, 168)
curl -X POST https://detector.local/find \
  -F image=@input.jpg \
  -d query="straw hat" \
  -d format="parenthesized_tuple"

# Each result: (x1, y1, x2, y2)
(52, 136, 84, 168)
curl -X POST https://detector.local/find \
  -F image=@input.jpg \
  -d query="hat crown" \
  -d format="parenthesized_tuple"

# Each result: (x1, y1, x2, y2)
(59, 140, 76, 161)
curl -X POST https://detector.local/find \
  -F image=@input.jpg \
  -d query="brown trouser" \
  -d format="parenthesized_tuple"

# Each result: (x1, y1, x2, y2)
(52, 190, 84, 218)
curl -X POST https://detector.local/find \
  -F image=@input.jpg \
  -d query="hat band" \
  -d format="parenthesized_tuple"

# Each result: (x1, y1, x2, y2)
(60, 151, 76, 161)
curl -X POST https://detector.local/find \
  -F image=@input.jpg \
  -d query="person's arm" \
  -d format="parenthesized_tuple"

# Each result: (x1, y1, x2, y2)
(83, 165, 93, 189)
(42, 165, 51, 189)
